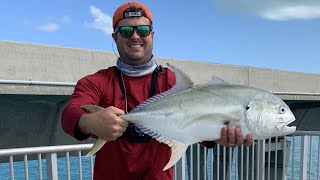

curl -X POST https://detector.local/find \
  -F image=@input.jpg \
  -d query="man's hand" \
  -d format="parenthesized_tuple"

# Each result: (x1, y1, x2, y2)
(214, 126, 253, 147)
(78, 106, 129, 141)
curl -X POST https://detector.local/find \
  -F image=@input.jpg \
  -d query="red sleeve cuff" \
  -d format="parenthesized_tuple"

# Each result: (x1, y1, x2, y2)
(73, 121, 91, 141)
(61, 106, 91, 141)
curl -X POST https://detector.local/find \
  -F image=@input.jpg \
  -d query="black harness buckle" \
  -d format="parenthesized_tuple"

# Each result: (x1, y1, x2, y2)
(122, 123, 151, 143)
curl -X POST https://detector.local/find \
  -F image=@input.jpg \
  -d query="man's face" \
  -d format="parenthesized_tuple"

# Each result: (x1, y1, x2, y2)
(112, 17, 154, 66)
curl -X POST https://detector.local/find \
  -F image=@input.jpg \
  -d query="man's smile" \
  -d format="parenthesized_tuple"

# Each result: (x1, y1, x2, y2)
(129, 44, 143, 48)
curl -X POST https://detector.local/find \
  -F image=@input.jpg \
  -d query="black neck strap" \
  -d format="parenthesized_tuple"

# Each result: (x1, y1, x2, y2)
(149, 69, 158, 98)
(115, 66, 161, 111)
(115, 67, 126, 99)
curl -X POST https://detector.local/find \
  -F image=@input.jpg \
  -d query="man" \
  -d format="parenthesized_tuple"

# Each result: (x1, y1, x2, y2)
(61, 2, 252, 180)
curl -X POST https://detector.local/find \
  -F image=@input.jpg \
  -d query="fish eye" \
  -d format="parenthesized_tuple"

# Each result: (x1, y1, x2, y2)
(279, 106, 286, 114)
(246, 106, 250, 110)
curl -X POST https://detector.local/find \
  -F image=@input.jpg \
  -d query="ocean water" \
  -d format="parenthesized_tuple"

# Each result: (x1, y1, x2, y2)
(1, 136, 319, 180)
(286, 136, 320, 180)
(0, 156, 93, 180)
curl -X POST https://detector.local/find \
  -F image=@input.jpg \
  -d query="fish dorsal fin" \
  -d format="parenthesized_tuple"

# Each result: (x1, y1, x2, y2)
(208, 75, 229, 85)
(134, 123, 189, 171)
(167, 63, 195, 89)
(130, 63, 195, 113)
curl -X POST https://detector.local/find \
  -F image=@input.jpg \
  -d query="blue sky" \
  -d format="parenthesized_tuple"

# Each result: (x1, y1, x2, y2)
(1, 0, 319, 74)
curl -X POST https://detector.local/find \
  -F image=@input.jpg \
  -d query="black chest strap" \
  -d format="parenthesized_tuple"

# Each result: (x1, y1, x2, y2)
(114, 66, 162, 143)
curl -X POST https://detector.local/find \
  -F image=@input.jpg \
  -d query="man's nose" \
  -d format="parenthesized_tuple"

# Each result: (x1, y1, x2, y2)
(130, 29, 140, 39)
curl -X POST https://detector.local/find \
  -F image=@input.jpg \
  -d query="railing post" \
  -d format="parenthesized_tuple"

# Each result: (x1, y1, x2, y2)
(300, 136, 308, 180)
(9, 156, 14, 180)
(258, 139, 266, 180)
(46, 153, 58, 180)
(175, 154, 186, 180)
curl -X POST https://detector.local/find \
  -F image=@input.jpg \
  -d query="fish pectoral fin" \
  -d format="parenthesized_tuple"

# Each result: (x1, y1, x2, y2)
(180, 113, 241, 131)
(80, 105, 104, 113)
(195, 113, 241, 124)
(163, 140, 189, 171)
(85, 138, 107, 157)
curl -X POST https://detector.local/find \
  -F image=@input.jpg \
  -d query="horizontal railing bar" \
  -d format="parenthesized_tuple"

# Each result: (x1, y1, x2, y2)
(0, 144, 93, 156)
(0, 80, 76, 86)
(273, 92, 320, 96)
(291, 131, 320, 136)
(1, 80, 320, 96)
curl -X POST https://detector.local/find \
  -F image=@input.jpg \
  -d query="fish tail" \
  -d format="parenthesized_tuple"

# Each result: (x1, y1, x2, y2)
(80, 105, 107, 156)
(86, 138, 107, 157)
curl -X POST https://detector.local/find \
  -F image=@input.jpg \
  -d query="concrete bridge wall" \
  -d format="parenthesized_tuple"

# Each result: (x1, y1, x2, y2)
(0, 40, 319, 150)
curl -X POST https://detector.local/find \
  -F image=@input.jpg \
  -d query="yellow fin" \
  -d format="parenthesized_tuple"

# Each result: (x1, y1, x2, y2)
(86, 138, 106, 157)
(80, 105, 106, 156)
(163, 140, 189, 171)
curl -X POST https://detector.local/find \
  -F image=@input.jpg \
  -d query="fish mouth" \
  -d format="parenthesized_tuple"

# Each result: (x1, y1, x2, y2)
(277, 118, 296, 133)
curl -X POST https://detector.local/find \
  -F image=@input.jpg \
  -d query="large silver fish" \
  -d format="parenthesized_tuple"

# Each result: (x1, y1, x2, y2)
(81, 63, 296, 171)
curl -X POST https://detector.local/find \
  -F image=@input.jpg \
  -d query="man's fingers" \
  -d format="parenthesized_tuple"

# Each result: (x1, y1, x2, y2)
(104, 126, 126, 141)
(227, 126, 236, 146)
(109, 106, 125, 116)
(215, 126, 253, 147)
(220, 127, 228, 142)
(235, 127, 244, 145)
(244, 134, 253, 147)
(115, 131, 124, 138)
(117, 125, 127, 133)
(117, 118, 129, 127)
(214, 127, 227, 146)
(107, 106, 128, 127)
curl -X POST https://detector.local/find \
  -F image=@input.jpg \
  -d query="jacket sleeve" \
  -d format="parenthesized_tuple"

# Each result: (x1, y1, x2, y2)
(61, 72, 104, 141)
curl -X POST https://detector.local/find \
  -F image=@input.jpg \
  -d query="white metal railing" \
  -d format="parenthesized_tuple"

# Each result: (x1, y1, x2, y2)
(0, 144, 93, 180)
(1, 79, 320, 97)
(0, 131, 320, 180)
(0, 80, 76, 86)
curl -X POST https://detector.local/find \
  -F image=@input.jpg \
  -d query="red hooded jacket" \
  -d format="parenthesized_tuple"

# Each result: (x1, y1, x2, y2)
(62, 66, 176, 180)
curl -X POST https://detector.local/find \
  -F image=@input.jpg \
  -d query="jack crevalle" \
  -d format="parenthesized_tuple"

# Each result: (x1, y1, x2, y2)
(81, 63, 296, 171)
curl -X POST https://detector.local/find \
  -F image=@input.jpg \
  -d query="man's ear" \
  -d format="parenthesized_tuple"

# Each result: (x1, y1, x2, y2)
(112, 33, 117, 42)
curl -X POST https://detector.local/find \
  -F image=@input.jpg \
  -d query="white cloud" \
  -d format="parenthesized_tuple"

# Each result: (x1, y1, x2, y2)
(37, 23, 60, 32)
(87, 5, 113, 35)
(262, 5, 320, 21)
(25, 16, 71, 32)
(212, 0, 320, 21)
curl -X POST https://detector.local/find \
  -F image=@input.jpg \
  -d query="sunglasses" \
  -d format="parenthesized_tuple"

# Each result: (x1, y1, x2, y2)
(114, 25, 153, 38)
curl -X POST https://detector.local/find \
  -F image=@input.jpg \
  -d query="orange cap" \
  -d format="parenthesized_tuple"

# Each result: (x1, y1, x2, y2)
(112, 2, 152, 29)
